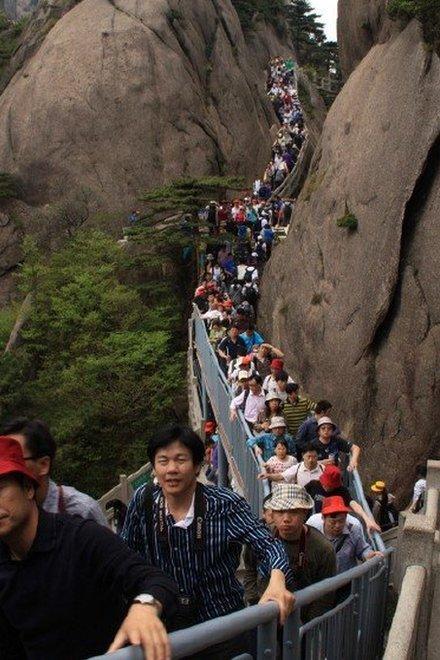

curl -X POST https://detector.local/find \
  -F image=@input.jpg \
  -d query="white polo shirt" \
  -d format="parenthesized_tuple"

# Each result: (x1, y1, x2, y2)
(281, 461, 324, 486)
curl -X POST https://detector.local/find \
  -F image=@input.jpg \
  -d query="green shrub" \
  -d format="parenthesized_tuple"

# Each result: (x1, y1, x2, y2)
(0, 172, 22, 199)
(0, 230, 189, 496)
(336, 211, 358, 231)
(387, 0, 440, 53)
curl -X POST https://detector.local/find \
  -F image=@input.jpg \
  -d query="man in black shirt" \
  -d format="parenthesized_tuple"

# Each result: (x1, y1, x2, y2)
(0, 436, 178, 660)
(217, 323, 247, 373)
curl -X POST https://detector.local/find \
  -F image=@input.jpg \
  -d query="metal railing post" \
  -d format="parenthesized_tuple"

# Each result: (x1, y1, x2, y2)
(283, 609, 301, 658)
(257, 618, 277, 660)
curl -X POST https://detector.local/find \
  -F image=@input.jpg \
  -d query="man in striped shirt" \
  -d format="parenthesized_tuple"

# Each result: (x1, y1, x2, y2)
(122, 425, 294, 658)
(283, 383, 315, 448)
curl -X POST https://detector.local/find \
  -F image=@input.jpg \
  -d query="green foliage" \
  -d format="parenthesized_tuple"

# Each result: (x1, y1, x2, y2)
(140, 176, 246, 216)
(336, 211, 358, 231)
(0, 172, 22, 199)
(387, 0, 440, 52)
(286, 2, 342, 97)
(231, 0, 286, 31)
(0, 11, 27, 76)
(165, 8, 183, 23)
(0, 230, 188, 496)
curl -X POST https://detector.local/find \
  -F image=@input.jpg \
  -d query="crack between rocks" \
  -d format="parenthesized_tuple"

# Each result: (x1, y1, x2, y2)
(354, 129, 440, 366)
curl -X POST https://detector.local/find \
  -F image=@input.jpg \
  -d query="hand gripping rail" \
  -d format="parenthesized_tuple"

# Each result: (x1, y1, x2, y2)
(90, 550, 393, 659)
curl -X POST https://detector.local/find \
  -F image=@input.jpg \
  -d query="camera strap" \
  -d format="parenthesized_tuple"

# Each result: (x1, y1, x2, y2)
(144, 482, 206, 562)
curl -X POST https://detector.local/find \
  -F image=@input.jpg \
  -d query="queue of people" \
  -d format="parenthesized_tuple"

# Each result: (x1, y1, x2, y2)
(0, 55, 426, 660)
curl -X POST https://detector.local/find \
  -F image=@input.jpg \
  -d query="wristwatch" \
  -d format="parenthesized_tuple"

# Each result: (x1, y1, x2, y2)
(133, 594, 162, 614)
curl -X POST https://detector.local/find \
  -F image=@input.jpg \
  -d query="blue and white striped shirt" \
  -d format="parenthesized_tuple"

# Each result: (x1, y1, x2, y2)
(121, 483, 291, 622)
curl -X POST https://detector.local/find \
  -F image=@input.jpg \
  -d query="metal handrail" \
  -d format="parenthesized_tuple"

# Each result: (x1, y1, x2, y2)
(90, 550, 393, 659)
(349, 469, 386, 552)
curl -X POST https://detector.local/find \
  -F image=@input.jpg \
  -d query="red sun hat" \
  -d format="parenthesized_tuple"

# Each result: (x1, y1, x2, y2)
(271, 358, 284, 371)
(320, 465, 342, 490)
(0, 436, 40, 487)
(204, 421, 217, 435)
(321, 496, 351, 516)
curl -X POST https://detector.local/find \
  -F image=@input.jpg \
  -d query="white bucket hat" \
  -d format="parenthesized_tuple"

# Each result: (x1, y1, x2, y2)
(268, 484, 314, 511)
(269, 416, 287, 430)
(317, 416, 336, 429)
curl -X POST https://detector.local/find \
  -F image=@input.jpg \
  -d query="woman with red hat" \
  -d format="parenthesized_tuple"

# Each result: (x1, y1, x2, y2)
(307, 496, 382, 574)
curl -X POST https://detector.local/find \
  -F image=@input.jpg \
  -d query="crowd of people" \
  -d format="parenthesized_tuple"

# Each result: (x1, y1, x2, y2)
(0, 56, 429, 660)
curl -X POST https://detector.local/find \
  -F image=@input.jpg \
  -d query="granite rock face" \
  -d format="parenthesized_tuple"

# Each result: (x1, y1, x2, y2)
(259, 20, 440, 500)
(337, 0, 393, 78)
(0, 0, 291, 209)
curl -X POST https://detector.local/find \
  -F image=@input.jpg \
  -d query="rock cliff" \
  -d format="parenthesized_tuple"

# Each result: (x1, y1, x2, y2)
(337, 0, 393, 78)
(0, 0, 291, 209)
(259, 18, 440, 500)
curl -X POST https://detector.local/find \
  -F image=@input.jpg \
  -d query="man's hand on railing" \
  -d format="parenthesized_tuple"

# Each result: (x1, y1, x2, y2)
(257, 471, 268, 480)
(365, 551, 384, 561)
(108, 603, 170, 660)
(254, 446, 263, 457)
(258, 569, 295, 625)
(230, 409, 238, 422)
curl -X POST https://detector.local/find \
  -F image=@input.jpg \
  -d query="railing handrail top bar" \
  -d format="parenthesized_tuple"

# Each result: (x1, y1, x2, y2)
(88, 549, 394, 658)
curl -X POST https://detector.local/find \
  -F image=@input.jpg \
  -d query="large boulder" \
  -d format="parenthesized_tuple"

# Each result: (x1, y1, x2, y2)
(0, 0, 291, 209)
(259, 20, 440, 501)
(337, 0, 393, 78)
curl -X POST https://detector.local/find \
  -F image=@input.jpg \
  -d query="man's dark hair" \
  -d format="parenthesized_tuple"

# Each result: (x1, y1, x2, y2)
(286, 382, 299, 394)
(147, 425, 205, 466)
(276, 370, 288, 383)
(230, 323, 240, 331)
(275, 440, 288, 449)
(315, 400, 332, 415)
(247, 323, 255, 332)
(302, 443, 318, 456)
(250, 374, 263, 386)
(1, 418, 56, 465)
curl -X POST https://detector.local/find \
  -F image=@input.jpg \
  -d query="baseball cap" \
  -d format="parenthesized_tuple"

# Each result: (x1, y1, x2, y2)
(271, 358, 284, 371)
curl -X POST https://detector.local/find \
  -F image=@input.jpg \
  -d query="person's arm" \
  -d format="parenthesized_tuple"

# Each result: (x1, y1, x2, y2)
(85, 497, 110, 528)
(349, 500, 381, 534)
(246, 433, 264, 455)
(226, 494, 294, 624)
(242, 544, 262, 605)
(80, 516, 178, 659)
(264, 343, 284, 358)
(336, 437, 360, 471)
(217, 339, 229, 362)
(230, 391, 245, 420)
(296, 420, 309, 447)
